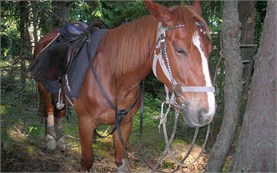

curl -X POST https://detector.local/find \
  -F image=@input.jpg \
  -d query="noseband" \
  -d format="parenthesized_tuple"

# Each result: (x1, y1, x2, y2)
(152, 22, 215, 103)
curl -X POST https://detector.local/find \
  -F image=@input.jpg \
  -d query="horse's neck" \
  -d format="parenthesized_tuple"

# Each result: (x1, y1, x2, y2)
(101, 16, 157, 81)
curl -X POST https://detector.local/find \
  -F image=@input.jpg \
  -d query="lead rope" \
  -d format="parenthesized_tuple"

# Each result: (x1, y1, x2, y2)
(152, 102, 210, 172)
(153, 109, 180, 172)
(153, 89, 202, 172)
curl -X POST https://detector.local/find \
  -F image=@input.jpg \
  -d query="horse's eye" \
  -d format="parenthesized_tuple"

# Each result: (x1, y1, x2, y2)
(175, 47, 187, 57)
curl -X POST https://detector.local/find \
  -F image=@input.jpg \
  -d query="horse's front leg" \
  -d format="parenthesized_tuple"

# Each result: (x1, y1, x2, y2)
(78, 115, 94, 171)
(113, 120, 133, 172)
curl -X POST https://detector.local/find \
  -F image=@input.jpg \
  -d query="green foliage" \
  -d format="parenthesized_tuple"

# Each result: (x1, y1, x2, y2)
(254, 1, 267, 44)
(69, 1, 101, 23)
(1, 1, 20, 60)
(202, 1, 224, 33)
(100, 1, 148, 27)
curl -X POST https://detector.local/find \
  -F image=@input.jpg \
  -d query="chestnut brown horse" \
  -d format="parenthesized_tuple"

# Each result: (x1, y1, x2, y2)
(75, 0, 215, 171)
(33, 28, 67, 151)
(34, 0, 216, 171)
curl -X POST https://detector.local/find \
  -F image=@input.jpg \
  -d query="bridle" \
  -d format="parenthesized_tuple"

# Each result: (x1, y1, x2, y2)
(145, 22, 215, 172)
(152, 22, 215, 105)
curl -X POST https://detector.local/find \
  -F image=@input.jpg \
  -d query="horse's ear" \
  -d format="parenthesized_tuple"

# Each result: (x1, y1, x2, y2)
(143, 0, 173, 26)
(192, 0, 202, 14)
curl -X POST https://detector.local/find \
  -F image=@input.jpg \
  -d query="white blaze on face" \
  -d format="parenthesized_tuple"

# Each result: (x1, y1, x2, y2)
(192, 32, 216, 117)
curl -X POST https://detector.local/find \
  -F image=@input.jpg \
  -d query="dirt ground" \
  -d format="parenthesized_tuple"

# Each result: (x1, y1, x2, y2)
(1, 113, 208, 173)
(1, 136, 208, 173)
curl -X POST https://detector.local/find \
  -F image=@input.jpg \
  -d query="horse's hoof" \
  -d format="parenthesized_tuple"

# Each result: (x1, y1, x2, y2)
(117, 159, 127, 173)
(46, 134, 57, 150)
(57, 136, 67, 151)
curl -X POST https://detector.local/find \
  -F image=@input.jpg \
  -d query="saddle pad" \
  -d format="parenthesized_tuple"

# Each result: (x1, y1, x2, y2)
(41, 29, 108, 98)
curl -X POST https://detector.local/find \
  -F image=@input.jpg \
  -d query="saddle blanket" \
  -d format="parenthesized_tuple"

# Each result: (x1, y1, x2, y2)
(41, 29, 107, 98)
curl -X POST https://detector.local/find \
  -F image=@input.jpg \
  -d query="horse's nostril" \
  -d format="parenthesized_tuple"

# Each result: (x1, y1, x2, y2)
(198, 108, 207, 124)
(205, 116, 212, 124)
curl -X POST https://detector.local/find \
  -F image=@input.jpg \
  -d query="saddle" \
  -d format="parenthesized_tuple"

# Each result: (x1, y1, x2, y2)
(30, 22, 88, 81)
(30, 20, 109, 98)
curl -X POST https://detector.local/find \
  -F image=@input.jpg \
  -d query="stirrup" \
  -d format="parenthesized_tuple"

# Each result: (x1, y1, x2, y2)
(56, 87, 65, 110)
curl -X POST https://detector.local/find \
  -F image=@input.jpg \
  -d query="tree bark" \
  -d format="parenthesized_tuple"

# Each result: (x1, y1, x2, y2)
(231, 1, 277, 172)
(205, 1, 243, 172)
(239, 1, 257, 112)
(52, 1, 69, 28)
(18, 1, 30, 98)
(30, 1, 39, 45)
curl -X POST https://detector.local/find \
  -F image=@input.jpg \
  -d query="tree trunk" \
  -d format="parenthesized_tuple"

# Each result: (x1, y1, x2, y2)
(205, 1, 243, 172)
(239, 1, 257, 113)
(18, 1, 30, 98)
(52, 1, 69, 28)
(30, 1, 39, 45)
(231, 1, 277, 172)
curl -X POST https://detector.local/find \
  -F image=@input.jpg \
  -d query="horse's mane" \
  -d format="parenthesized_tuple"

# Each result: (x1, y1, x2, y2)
(99, 15, 157, 76)
(99, 5, 210, 76)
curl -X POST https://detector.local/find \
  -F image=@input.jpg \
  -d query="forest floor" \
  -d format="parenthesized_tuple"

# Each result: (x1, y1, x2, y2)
(1, 112, 209, 173)
(1, 135, 208, 173)
(1, 80, 210, 173)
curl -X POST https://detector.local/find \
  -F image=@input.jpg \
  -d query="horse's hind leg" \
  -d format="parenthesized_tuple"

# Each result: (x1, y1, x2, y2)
(45, 113, 57, 150)
(113, 120, 133, 172)
(38, 83, 66, 151)
(54, 116, 66, 151)
(38, 83, 57, 150)
(52, 94, 67, 151)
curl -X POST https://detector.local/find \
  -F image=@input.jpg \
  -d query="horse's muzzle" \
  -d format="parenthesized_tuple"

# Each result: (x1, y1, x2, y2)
(182, 102, 215, 127)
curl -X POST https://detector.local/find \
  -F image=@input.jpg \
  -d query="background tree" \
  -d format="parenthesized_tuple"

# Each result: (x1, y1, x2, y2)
(17, 1, 31, 99)
(205, 1, 243, 171)
(231, 1, 276, 171)
(52, 1, 69, 28)
(239, 1, 257, 113)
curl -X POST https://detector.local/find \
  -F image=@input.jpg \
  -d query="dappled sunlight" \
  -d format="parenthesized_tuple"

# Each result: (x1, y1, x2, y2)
(7, 124, 28, 142)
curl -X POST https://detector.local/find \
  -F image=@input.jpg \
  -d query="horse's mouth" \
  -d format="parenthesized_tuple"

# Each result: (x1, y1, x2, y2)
(182, 106, 213, 127)
(183, 108, 201, 127)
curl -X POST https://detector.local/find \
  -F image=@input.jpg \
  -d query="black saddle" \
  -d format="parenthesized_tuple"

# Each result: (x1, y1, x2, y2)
(30, 20, 109, 81)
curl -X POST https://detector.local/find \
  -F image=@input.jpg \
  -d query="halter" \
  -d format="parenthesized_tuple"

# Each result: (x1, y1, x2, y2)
(149, 23, 215, 172)
(152, 22, 215, 104)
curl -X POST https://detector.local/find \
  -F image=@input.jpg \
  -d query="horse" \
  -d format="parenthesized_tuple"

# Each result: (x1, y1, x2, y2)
(32, 0, 216, 171)
(33, 28, 67, 151)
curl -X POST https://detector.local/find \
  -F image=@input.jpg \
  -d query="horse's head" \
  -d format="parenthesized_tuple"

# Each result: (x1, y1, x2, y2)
(144, 0, 216, 127)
